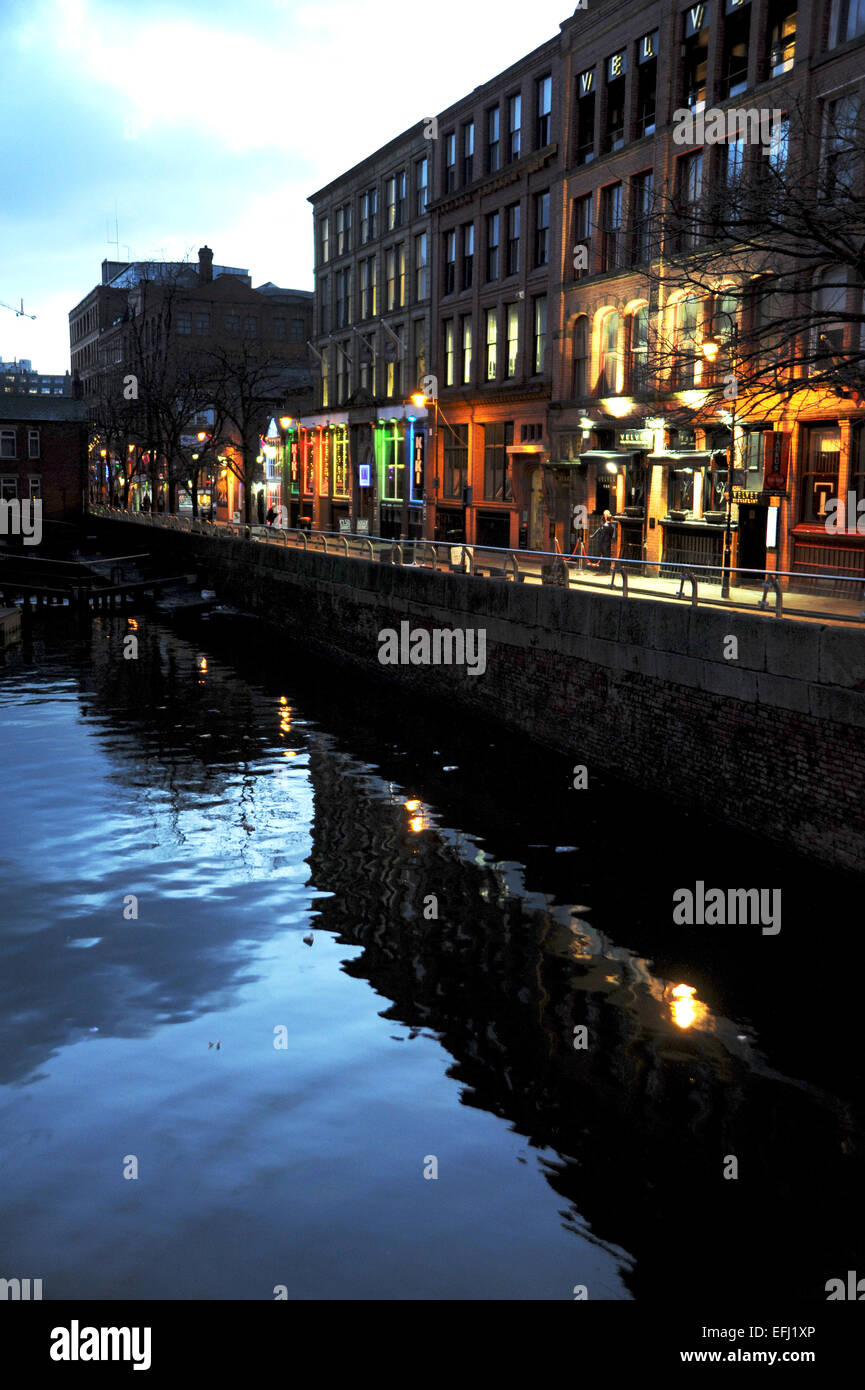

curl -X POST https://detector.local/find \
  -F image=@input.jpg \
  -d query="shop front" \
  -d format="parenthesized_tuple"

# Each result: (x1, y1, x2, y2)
(375, 413, 425, 540)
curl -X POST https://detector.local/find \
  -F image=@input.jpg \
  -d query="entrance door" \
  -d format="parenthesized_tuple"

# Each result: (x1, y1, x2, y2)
(737, 505, 767, 577)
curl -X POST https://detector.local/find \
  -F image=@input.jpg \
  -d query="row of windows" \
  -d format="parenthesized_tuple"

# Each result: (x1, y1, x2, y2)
(319, 160, 429, 264)
(442, 193, 546, 295)
(174, 312, 306, 340)
(441, 73, 553, 194)
(319, 321, 429, 407)
(319, 235, 431, 330)
(0, 429, 41, 459)
(442, 296, 547, 386)
(0, 474, 41, 500)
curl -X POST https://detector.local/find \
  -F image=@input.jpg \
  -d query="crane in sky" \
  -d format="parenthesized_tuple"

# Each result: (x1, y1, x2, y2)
(0, 297, 36, 319)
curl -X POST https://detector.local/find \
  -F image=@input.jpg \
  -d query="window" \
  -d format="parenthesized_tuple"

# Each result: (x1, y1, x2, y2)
(336, 204, 351, 256)
(674, 297, 699, 388)
(768, 115, 789, 173)
(28, 475, 41, 498)
(506, 203, 520, 276)
(413, 319, 427, 384)
(536, 74, 552, 148)
(636, 35, 658, 136)
(386, 176, 396, 230)
(416, 157, 428, 216)
(768, 2, 796, 74)
(444, 230, 456, 295)
(575, 69, 596, 164)
(721, 6, 750, 99)
(572, 316, 588, 396)
(336, 341, 350, 403)
(361, 188, 377, 243)
(28, 428, 40, 459)
(668, 468, 695, 513)
(243, 315, 257, 338)
(534, 190, 550, 267)
(381, 420, 405, 500)
(601, 183, 622, 271)
(532, 295, 547, 375)
(462, 223, 474, 290)
(677, 151, 703, 250)
(415, 233, 429, 301)
(682, 8, 709, 108)
(572, 194, 592, 277)
(462, 122, 475, 184)
(1, 473, 18, 495)
(599, 311, 620, 392)
(801, 425, 841, 522)
(631, 171, 653, 263)
(604, 53, 626, 153)
(629, 306, 649, 391)
(461, 314, 473, 384)
(506, 304, 519, 377)
(359, 332, 374, 391)
(385, 325, 404, 398)
(386, 248, 397, 311)
(508, 94, 521, 162)
(177, 311, 191, 335)
(396, 171, 406, 226)
(444, 319, 455, 385)
(443, 423, 468, 497)
(320, 216, 331, 264)
(485, 308, 498, 381)
(486, 212, 500, 281)
(813, 266, 849, 366)
(358, 257, 375, 319)
(291, 318, 305, 342)
(320, 348, 330, 408)
(824, 95, 860, 199)
(225, 314, 240, 336)
(487, 107, 501, 172)
(830, 0, 865, 45)
(333, 428, 349, 497)
(483, 422, 513, 500)
(397, 244, 406, 308)
(334, 269, 349, 328)
(445, 132, 456, 192)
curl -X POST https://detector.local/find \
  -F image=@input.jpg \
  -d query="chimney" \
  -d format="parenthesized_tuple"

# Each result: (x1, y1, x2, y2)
(198, 246, 214, 284)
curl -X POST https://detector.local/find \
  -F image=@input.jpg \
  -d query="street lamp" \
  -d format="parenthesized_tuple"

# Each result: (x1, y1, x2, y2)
(701, 334, 735, 598)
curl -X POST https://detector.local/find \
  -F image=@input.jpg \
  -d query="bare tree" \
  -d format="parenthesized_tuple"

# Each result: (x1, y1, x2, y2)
(203, 343, 293, 524)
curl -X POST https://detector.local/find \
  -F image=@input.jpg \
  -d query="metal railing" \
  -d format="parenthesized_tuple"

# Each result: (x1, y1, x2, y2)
(88, 506, 865, 623)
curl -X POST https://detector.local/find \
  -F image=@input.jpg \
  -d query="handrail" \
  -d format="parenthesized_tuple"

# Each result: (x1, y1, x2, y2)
(678, 569, 699, 607)
(504, 551, 519, 582)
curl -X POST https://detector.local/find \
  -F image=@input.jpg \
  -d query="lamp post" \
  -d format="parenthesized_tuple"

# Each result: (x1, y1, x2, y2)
(700, 335, 735, 599)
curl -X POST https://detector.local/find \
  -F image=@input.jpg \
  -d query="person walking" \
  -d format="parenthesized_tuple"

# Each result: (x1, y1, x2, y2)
(598, 509, 617, 574)
(265, 505, 276, 528)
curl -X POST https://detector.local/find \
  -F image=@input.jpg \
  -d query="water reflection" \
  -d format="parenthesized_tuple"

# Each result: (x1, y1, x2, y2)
(0, 612, 861, 1301)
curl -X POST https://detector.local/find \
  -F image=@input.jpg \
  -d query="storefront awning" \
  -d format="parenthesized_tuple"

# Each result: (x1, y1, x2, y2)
(648, 452, 725, 465)
(572, 450, 640, 464)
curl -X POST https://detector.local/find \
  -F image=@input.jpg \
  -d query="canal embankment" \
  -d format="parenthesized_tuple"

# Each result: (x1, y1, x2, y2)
(87, 516, 865, 871)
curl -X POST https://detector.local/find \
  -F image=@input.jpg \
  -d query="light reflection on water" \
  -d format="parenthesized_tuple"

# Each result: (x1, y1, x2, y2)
(0, 615, 861, 1301)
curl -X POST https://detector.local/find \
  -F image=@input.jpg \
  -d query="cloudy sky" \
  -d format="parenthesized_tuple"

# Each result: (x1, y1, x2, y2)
(0, 0, 571, 374)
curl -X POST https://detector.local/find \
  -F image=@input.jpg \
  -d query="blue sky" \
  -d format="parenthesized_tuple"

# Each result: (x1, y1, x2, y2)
(0, 0, 571, 373)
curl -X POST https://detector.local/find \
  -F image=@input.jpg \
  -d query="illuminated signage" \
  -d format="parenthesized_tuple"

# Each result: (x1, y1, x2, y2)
(359, 464, 371, 487)
(684, 4, 709, 38)
(413, 430, 424, 490)
(638, 31, 658, 63)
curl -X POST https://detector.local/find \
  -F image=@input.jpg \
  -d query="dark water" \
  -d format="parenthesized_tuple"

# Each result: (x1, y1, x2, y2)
(0, 609, 862, 1301)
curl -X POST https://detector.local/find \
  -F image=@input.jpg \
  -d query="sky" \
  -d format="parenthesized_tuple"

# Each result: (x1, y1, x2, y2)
(0, 0, 572, 373)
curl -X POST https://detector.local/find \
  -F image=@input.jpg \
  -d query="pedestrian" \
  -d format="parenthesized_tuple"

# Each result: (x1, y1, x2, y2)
(598, 509, 617, 574)
(265, 505, 276, 527)
(141, 494, 150, 514)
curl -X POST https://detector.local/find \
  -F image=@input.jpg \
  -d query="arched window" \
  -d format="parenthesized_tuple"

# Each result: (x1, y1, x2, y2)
(599, 311, 620, 393)
(629, 306, 649, 391)
(572, 316, 588, 397)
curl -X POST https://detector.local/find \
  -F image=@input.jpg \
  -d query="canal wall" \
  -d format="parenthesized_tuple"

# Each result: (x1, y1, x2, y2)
(90, 518, 865, 871)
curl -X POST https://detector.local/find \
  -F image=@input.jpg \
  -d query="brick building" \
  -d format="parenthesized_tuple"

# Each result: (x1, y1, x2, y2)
(69, 249, 313, 520)
(304, 0, 865, 581)
(0, 395, 88, 525)
(306, 123, 432, 537)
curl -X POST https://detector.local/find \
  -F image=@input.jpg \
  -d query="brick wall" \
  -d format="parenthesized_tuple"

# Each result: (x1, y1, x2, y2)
(94, 517, 865, 870)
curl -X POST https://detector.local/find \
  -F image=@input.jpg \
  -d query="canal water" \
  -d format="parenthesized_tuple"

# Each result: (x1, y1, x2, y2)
(0, 609, 862, 1301)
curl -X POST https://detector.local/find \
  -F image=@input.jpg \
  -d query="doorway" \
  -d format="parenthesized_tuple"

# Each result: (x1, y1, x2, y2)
(737, 505, 767, 578)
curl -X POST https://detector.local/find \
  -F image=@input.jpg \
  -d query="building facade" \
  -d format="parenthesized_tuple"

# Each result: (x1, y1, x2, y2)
(306, 123, 432, 538)
(303, 0, 865, 586)
(0, 395, 88, 525)
(1, 360, 72, 397)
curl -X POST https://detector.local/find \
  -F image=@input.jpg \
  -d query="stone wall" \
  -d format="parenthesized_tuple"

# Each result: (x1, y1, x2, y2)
(93, 519, 865, 871)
